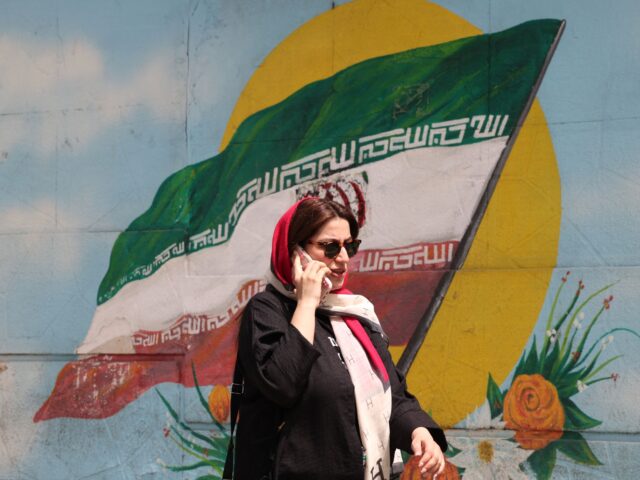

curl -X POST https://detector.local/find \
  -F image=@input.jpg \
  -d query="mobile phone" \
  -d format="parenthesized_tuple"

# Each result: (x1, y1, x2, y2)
(293, 246, 333, 294)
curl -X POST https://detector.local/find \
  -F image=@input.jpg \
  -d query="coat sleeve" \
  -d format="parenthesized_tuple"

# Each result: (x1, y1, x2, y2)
(372, 332, 448, 454)
(388, 362, 448, 454)
(238, 292, 322, 409)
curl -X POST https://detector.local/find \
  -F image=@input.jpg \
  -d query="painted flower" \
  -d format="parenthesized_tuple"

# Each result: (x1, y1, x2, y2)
(449, 437, 529, 480)
(503, 374, 565, 450)
(545, 328, 558, 344)
(401, 456, 460, 480)
(208, 384, 231, 423)
(457, 399, 505, 430)
(576, 380, 587, 392)
(600, 335, 614, 351)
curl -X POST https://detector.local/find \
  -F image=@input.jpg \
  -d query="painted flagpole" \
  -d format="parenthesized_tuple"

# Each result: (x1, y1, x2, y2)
(397, 20, 567, 374)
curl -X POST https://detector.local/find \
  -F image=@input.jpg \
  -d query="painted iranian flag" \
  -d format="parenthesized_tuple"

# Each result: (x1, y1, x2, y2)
(35, 19, 563, 421)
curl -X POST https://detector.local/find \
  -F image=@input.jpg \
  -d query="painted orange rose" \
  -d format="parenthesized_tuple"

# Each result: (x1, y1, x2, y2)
(503, 373, 565, 450)
(400, 456, 460, 480)
(208, 384, 230, 423)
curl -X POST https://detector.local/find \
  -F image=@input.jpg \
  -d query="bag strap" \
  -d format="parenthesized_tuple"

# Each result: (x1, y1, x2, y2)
(222, 356, 244, 480)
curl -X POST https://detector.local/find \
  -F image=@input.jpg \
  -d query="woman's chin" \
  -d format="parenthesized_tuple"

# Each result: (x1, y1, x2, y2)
(329, 275, 345, 290)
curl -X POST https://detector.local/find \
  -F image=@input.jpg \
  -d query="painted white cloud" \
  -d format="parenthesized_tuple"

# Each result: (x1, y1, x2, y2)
(0, 198, 84, 232)
(563, 165, 640, 224)
(0, 198, 57, 231)
(0, 35, 184, 155)
(0, 199, 84, 273)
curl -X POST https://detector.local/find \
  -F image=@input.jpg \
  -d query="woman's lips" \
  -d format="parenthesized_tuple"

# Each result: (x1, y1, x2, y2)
(330, 269, 346, 279)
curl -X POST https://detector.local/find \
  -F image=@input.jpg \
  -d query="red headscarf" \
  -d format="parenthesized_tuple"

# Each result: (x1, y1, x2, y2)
(270, 198, 389, 382)
(270, 198, 303, 287)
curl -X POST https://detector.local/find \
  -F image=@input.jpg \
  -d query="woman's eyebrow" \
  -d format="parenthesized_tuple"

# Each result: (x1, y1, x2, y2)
(316, 236, 353, 242)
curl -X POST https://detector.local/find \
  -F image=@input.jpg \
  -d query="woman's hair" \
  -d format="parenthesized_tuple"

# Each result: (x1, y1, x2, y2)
(288, 197, 359, 256)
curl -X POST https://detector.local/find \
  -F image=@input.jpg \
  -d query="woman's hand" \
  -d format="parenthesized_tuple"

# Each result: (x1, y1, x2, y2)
(290, 254, 331, 344)
(411, 427, 445, 478)
(291, 254, 331, 308)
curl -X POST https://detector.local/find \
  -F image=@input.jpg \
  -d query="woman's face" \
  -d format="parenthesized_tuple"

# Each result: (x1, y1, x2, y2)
(304, 217, 352, 290)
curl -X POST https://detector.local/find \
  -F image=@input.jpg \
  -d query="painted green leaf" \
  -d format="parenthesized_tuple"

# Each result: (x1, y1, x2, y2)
(445, 442, 462, 457)
(169, 424, 228, 462)
(513, 352, 527, 378)
(155, 389, 219, 448)
(526, 443, 557, 480)
(549, 346, 574, 383)
(556, 369, 586, 398)
(522, 340, 540, 375)
(195, 476, 219, 480)
(163, 460, 213, 472)
(191, 362, 228, 434)
(487, 373, 504, 418)
(557, 431, 602, 466)
(542, 343, 560, 377)
(563, 398, 602, 430)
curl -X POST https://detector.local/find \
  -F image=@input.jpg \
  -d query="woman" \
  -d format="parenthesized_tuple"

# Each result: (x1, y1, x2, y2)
(231, 197, 447, 479)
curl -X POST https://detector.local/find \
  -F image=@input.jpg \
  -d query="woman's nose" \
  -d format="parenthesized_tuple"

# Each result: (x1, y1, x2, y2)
(336, 246, 350, 263)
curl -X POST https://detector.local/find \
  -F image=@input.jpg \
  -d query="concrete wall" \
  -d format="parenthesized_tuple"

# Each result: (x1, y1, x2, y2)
(1, 1, 639, 478)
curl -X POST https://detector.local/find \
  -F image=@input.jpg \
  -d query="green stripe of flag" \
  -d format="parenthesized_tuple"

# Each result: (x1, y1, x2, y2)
(98, 19, 562, 304)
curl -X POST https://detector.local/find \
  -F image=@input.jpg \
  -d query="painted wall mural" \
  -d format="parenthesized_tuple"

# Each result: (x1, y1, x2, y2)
(1, 0, 639, 479)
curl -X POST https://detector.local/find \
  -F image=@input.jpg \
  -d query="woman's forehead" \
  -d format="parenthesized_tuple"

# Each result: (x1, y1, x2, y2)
(311, 217, 351, 240)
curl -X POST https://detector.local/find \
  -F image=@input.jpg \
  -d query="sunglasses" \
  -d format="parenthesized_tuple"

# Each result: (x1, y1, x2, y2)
(305, 239, 362, 259)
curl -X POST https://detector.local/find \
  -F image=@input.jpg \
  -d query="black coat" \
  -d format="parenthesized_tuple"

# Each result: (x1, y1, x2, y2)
(234, 284, 447, 480)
